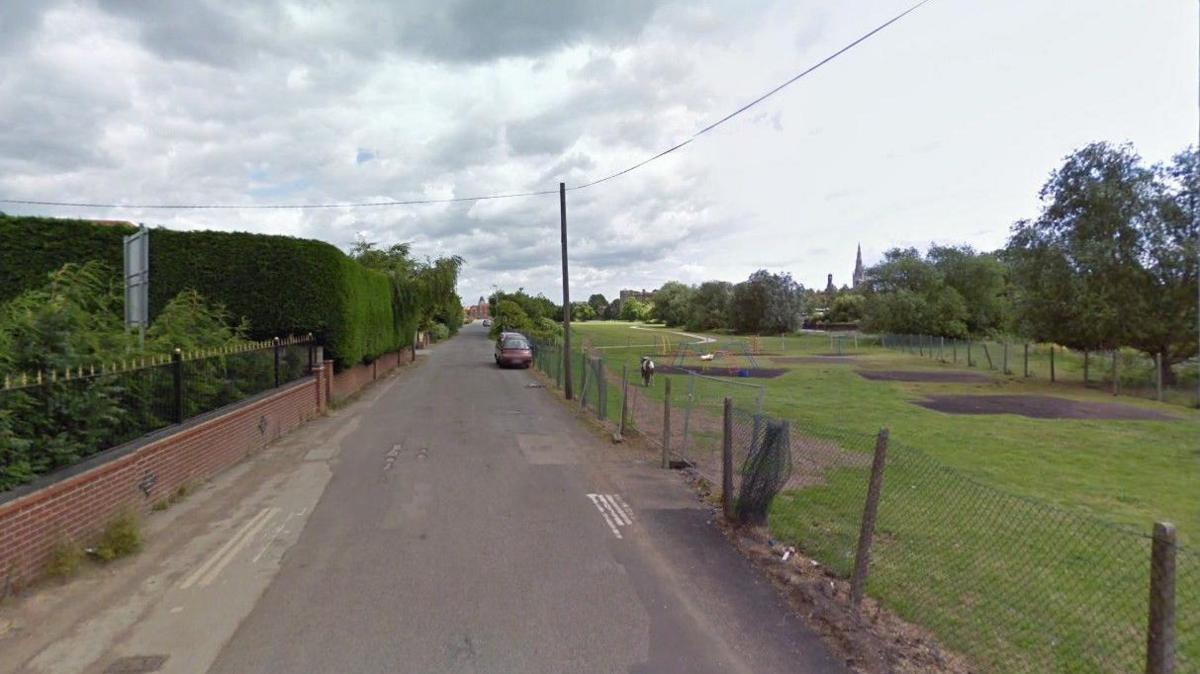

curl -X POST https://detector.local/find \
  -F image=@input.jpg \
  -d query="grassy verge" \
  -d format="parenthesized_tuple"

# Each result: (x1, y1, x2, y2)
(570, 321, 1199, 671)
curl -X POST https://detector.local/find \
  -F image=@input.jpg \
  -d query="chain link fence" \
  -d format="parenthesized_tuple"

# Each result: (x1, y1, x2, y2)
(880, 333, 1200, 408)
(721, 401, 1198, 673)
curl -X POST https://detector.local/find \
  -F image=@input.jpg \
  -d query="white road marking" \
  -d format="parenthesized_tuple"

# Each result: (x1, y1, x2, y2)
(180, 507, 276, 589)
(384, 444, 401, 471)
(251, 509, 301, 563)
(599, 494, 632, 526)
(196, 507, 279, 587)
(587, 494, 634, 539)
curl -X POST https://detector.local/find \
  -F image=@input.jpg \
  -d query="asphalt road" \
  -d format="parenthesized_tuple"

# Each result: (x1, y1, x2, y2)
(208, 323, 844, 674)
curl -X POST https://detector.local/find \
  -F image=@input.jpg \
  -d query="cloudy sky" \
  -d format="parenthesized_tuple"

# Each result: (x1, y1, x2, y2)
(0, 0, 1195, 305)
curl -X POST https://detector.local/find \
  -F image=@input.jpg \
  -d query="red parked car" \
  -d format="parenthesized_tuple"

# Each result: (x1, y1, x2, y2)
(494, 335, 533, 368)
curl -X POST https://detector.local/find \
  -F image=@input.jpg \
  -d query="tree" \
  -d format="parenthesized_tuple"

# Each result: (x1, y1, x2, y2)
(729, 270, 805, 334)
(686, 281, 733, 331)
(1005, 142, 1197, 380)
(825, 293, 865, 324)
(490, 299, 533, 338)
(619, 298, 652, 322)
(586, 293, 608, 317)
(651, 282, 694, 326)
(860, 249, 969, 338)
(927, 245, 1010, 335)
(571, 302, 596, 322)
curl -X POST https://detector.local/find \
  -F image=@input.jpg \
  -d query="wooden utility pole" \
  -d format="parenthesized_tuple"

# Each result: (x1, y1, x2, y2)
(559, 182, 573, 400)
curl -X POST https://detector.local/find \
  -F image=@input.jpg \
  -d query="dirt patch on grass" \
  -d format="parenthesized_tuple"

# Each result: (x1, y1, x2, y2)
(773, 356, 859, 365)
(858, 370, 992, 384)
(655, 364, 788, 379)
(917, 394, 1178, 420)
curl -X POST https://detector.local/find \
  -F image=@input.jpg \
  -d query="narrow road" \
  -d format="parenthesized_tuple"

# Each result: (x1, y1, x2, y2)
(207, 323, 843, 673)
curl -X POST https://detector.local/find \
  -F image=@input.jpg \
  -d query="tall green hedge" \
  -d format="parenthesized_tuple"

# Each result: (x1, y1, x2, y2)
(0, 215, 134, 303)
(0, 215, 406, 367)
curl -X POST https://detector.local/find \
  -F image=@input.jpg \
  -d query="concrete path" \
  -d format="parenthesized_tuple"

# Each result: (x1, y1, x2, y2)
(0, 323, 844, 674)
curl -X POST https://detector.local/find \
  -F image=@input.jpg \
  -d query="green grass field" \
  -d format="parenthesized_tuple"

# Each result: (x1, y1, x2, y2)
(567, 321, 1199, 672)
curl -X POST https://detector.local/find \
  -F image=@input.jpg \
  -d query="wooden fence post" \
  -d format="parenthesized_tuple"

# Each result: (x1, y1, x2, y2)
(662, 377, 672, 469)
(1156, 353, 1164, 402)
(1146, 521, 1177, 674)
(722, 398, 735, 521)
(850, 428, 890, 607)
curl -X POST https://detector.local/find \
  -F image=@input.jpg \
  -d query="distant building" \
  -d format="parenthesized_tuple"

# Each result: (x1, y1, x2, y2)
(852, 244, 865, 289)
(824, 273, 836, 294)
(465, 296, 490, 320)
(611, 288, 652, 316)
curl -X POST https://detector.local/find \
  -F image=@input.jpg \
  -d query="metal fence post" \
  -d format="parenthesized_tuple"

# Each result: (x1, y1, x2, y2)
(850, 427, 889, 607)
(1084, 350, 1090, 386)
(953, 340, 957, 364)
(171, 348, 184, 424)
(273, 337, 281, 388)
(966, 339, 972, 367)
(619, 364, 629, 437)
(1146, 521, 1177, 674)
(1003, 342, 1009, 374)
(580, 353, 590, 409)
(939, 336, 944, 361)
(1112, 350, 1120, 396)
(722, 397, 735, 521)
(1024, 343, 1029, 377)
(662, 377, 672, 469)
(599, 359, 608, 418)
(1156, 352, 1164, 402)
(1050, 346, 1056, 383)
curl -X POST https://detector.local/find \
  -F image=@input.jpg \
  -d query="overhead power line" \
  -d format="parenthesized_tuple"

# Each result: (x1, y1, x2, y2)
(0, 0, 931, 211)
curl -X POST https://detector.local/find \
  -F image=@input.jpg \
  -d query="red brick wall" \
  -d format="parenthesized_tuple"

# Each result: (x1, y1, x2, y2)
(330, 349, 413, 403)
(0, 365, 329, 591)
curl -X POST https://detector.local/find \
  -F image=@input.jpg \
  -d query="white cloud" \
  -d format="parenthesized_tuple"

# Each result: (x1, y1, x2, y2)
(0, 0, 1194, 306)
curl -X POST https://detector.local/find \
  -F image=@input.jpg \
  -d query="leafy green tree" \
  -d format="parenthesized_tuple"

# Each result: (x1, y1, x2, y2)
(586, 294, 608, 317)
(490, 299, 533, 338)
(1007, 142, 1198, 381)
(927, 245, 1010, 335)
(826, 293, 866, 324)
(860, 248, 969, 338)
(571, 302, 597, 322)
(619, 298, 652, 322)
(651, 282, 694, 327)
(729, 270, 805, 334)
(685, 281, 732, 331)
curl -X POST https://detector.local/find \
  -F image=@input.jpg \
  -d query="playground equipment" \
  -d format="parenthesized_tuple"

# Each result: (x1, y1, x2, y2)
(673, 339, 760, 376)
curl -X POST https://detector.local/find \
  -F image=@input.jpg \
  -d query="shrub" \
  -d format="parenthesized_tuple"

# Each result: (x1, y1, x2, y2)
(0, 215, 133, 305)
(93, 509, 142, 561)
(430, 322, 450, 342)
(46, 535, 84, 578)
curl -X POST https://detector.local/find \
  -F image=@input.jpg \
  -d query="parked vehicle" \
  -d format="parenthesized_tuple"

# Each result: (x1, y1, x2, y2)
(494, 335, 532, 368)
(482, 319, 492, 327)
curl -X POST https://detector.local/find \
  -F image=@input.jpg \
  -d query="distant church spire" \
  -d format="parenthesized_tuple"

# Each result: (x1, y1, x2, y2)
(852, 244, 865, 289)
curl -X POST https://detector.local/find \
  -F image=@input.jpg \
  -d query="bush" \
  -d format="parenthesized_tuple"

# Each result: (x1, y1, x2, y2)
(430, 322, 450, 342)
(93, 509, 142, 561)
(46, 535, 84, 579)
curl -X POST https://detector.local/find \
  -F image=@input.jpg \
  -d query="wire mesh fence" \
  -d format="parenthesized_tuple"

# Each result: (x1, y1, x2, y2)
(722, 401, 1198, 673)
(880, 333, 1200, 408)
(0, 339, 315, 492)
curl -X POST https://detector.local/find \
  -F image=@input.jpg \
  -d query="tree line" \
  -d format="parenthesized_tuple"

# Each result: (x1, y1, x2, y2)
(852, 142, 1196, 382)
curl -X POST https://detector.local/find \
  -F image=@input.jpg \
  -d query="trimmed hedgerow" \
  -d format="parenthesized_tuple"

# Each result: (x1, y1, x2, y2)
(0, 215, 134, 304)
(0, 215, 405, 367)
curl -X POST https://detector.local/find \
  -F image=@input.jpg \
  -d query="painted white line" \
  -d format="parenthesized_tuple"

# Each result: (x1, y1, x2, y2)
(587, 494, 623, 539)
(196, 507, 279, 587)
(612, 494, 635, 522)
(251, 511, 297, 564)
(180, 508, 274, 589)
(599, 494, 632, 526)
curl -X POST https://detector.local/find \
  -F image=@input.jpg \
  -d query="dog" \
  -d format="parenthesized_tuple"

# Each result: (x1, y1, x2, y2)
(640, 356, 655, 387)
